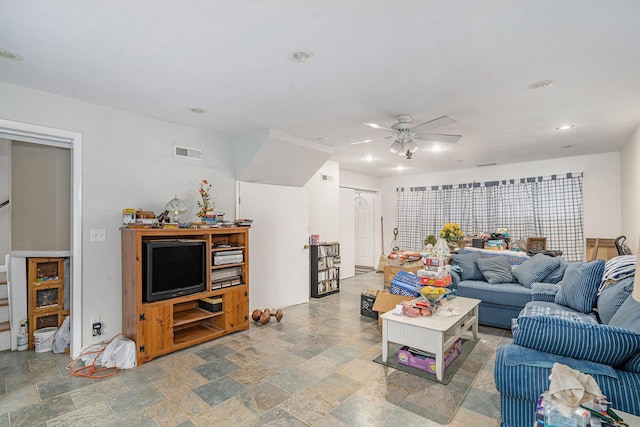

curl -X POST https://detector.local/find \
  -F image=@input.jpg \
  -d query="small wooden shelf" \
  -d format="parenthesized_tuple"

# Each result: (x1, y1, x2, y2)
(211, 263, 244, 270)
(211, 246, 245, 252)
(173, 323, 224, 345)
(173, 307, 223, 327)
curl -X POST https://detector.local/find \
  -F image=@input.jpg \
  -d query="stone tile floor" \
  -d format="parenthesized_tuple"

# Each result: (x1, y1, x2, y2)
(0, 272, 512, 426)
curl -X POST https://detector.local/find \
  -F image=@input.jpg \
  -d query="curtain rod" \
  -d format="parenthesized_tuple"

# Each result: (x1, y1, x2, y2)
(397, 171, 582, 192)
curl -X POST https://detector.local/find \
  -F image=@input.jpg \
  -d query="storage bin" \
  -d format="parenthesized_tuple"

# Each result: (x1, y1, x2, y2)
(33, 327, 58, 352)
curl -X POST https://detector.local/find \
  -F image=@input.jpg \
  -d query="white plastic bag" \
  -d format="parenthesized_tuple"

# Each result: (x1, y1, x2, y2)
(52, 316, 71, 353)
(101, 335, 137, 369)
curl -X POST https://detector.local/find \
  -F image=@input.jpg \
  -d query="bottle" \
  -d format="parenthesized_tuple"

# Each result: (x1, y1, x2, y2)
(17, 322, 28, 351)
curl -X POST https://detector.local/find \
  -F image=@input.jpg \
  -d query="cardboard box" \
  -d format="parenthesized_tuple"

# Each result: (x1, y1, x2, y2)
(397, 339, 462, 374)
(372, 290, 414, 326)
(424, 257, 450, 267)
(419, 275, 452, 287)
(360, 289, 379, 320)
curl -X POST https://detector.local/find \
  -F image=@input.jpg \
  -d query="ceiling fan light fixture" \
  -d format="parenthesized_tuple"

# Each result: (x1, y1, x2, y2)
(556, 124, 575, 131)
(389, 140, 403, 154)
(407, 140, 418, 153)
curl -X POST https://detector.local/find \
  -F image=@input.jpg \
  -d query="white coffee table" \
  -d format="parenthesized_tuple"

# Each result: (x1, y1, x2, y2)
(381, 296, 481, 381)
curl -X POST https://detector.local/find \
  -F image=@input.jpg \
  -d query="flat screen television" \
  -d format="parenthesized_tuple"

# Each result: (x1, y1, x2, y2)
(142, 239, 207, 302)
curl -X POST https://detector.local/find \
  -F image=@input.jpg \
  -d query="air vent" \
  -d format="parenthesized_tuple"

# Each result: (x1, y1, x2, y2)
(174, 145, 202, 160)
(321, 174, 334, 183)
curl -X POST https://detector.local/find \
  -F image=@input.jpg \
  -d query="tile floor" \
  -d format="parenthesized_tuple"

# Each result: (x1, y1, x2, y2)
(0, 272, 512, 426)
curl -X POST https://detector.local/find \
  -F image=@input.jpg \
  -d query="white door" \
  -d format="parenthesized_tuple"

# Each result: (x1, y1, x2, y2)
(339, 187, 355, 279)
(237, 181, 309, 309)
(354, 192, 375, 267)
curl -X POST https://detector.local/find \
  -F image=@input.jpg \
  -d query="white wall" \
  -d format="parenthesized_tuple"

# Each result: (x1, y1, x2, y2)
(0, 81, 237, 347)
(339, 187, 355, 278)
(305, 160, 340, 243)
(621, 124, 640, 254)
(380, 152, 621, 258)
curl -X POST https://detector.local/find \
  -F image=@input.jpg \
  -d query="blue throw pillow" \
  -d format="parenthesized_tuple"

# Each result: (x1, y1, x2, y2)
(608, 296, 640, 372)
(554, 260, 605, 313)
(512, 315, 640, 368)
(512, 253, 561, 288)
(597, 277, 634, 324)
(450, 252, 484, 281)
(609, 295, 640, 333)
(475, 256, 514, 284)
(543, 258, 569, 284)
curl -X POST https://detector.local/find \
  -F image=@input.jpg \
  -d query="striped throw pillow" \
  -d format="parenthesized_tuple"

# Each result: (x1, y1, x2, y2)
(599, 255, 637, 294)
(512, 315, 640, 368)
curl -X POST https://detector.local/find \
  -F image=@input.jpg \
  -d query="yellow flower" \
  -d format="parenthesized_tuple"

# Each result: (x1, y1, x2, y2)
(440, 223, 464, 242)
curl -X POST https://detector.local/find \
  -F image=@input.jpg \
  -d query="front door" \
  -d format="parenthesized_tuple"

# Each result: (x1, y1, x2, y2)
(354, 192, 374, 267)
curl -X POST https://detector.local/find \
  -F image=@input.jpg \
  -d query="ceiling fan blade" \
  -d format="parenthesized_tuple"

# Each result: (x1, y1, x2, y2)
(412, 116, 457, 132)
(361, 122, 396, 132)
(347, 138, 377, 146)
(414, 133, 462, 143)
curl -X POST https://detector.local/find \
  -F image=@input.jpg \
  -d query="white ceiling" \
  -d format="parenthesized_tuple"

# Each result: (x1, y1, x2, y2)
(1, 1, 639, 178)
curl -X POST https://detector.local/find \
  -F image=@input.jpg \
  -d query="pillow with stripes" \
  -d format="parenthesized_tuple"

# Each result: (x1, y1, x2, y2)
(512, 315, 640, 368)
(598, 255, 637, 293)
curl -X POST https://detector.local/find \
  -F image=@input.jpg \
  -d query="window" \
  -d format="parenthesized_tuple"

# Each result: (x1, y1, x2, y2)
(396, 172, 584, 261)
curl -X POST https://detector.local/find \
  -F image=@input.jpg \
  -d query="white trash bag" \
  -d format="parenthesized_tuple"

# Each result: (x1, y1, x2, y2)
(101, 335, 137, 369)
(52, 316, 71, 353)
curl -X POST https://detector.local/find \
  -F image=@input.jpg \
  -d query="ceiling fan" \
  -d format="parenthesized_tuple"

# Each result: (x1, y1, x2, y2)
(351, 114, 461, 159)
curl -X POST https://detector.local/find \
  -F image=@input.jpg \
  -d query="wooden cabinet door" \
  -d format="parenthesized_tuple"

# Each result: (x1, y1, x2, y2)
(226, 286, 249, 332)
(138, 305, 172, 362)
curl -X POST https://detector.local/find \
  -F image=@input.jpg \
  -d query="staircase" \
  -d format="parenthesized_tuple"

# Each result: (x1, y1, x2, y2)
(0, 255, 10, 351)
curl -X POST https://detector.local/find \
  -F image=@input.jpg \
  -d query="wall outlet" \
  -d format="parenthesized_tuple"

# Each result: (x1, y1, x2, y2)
(90, 229, 106, 242)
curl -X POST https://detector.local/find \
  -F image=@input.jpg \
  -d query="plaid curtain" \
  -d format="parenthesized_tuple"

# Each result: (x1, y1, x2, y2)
(396, 172, 584, 261)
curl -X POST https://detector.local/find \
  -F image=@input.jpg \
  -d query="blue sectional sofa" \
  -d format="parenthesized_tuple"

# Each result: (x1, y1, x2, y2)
(493, 257, 640, 427)
(450, 249, 565, 329)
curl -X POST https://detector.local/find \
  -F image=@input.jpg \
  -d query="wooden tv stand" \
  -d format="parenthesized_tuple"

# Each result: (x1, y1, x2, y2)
(121, 226, 250, 365)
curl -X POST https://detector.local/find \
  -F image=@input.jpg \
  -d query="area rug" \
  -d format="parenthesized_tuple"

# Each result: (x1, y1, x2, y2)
(372, 339, 478, 385)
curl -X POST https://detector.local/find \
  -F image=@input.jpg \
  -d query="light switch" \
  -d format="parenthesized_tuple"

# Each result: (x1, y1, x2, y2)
(90, 229, 106, 242)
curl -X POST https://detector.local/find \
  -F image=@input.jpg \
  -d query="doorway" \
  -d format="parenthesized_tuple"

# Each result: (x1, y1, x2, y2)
(0, 118, 82, 357)
(354, 191, 375, 270)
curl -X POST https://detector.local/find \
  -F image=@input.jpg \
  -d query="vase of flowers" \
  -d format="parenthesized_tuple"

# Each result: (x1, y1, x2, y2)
(197, 179, 216, 221)
(441, 223, 465, 251)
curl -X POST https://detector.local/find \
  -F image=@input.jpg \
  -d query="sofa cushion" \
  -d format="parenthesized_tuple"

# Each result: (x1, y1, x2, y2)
(609, 295, 640, 333)
(554, 259, 605, 313)
(518, 301, 599, 324)
(512, 314, 640, 368)
(543, 258, 569, 284)
(457, 280, 532, 307)
(597, 277, 635, 325)
(512, 254, 561, 288)
(451, 252, 484, 281)
(476, 256, 514, 284)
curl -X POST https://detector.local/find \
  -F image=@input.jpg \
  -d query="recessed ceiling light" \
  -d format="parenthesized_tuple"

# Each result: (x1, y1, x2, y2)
(395, 165, 405, 171)
(364, 155, 374, 162)
(316, 137, 328, 141)
(429, 145, 445, 152)
(289, 50, 314, 63)
(188, 107, 207, 114)
(0, 47, 23, 61)
(556, 125, 575, 131)
(528, 80, 554, 89)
